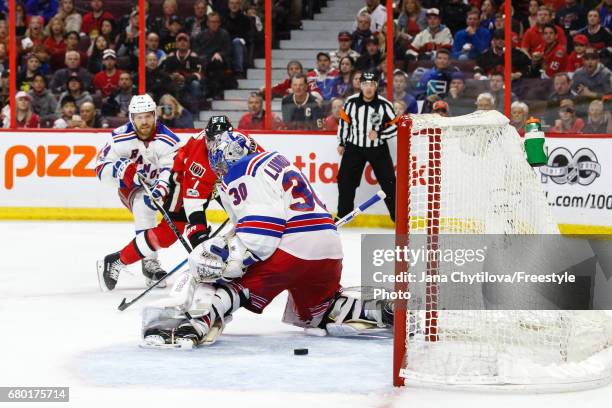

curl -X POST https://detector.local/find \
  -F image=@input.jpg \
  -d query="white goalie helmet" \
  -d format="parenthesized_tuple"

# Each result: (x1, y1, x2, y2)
(128, 94, 157, 128)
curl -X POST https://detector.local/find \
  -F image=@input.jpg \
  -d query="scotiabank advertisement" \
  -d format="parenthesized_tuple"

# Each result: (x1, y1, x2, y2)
(0, 131, 610, 231)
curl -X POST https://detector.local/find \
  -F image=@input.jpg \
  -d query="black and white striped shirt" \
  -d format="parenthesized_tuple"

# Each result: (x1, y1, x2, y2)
(337, 92, 398, 148)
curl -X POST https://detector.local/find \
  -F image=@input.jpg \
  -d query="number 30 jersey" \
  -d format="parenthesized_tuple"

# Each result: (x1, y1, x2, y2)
(219, 151, 343, 262)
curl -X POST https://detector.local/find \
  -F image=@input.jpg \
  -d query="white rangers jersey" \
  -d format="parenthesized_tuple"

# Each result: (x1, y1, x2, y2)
(95, 122, 181, 187)
(219, 151, 343, 262)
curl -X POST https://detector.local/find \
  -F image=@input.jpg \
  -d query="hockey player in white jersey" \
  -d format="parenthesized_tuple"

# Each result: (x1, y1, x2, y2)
(141, 131, 392, 348)
(96, 94, 181, 291)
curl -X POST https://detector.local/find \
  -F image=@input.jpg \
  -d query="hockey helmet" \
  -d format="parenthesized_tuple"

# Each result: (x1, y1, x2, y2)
(208, 131, 254, 178)
(205, 115, 233, 144)
(128, 94, 157, 129)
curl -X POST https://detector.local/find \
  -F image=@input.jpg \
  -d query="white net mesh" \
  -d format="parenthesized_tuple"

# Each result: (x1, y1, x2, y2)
(398, 111, 612, 391)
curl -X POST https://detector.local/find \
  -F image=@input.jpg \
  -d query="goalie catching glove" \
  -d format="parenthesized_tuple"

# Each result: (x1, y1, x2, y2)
(188, 233, 257, 282)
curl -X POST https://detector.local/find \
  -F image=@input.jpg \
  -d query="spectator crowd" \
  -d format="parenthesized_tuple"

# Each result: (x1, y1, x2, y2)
(241, 0, 610, 134)
(0, 0, 294, 128)
(0, 0, 609, 133)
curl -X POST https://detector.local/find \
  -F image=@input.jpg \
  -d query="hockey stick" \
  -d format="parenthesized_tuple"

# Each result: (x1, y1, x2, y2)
(137, 172, 192, 254)
(117, 173, 229, 311)
(335, 190, 386, 228)
(117, 218, 229, 311)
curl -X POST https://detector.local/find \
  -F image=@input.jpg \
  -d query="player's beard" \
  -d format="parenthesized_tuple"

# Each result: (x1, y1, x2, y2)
(135, 123, 154, 140)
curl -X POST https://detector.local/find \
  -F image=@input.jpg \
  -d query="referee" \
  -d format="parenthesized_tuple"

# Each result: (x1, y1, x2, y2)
(336, 71, 397, 222)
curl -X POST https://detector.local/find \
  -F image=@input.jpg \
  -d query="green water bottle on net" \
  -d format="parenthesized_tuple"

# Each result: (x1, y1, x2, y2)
(523, 117, 547, 167)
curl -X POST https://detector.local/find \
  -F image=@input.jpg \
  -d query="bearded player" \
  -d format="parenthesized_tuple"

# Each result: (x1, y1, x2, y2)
(141, 131, 392, 348)
(96, 94, 181, 290)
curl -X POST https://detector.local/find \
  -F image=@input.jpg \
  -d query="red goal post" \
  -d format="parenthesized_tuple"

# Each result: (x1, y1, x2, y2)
(394, 114, 444, 387)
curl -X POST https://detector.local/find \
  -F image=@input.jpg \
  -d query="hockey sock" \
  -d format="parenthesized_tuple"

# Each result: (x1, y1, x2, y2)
(119, 221, 187, 265)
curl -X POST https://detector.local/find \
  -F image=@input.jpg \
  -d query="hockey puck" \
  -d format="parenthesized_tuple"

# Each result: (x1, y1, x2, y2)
(294, 348, 308, 355)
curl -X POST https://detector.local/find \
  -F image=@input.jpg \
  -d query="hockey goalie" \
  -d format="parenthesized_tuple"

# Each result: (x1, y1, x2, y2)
(141, 131, 393, 348)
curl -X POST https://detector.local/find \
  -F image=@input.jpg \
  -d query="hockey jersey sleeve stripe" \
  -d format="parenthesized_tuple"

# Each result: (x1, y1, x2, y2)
(236, 220, 285, 233)
(248, 152, 276, 177)
(112, 131, 136, 141)
(284, 224, 337, 234)
(238, 215, 286, 225)
(156, 136, 177, 147)
(235, 227, 283, 238)
(223, 153, 260, 185)
(246, 152, 269, 175)
(251, 152, 276, 176)
(286, 217, 336, 229)
(95, 162, 110, 180)
(112, 135, 138, 143)
(287, 212, 333, 222)
(158, 125, 181, 143)
(156, 134, 179, 145)
(112, 131, 136, 138)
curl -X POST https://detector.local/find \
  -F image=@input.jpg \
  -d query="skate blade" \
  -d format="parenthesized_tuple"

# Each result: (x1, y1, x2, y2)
(326, 321, 392, 338)
(139, 341, 194, 350)
(96, 260, 109, 292)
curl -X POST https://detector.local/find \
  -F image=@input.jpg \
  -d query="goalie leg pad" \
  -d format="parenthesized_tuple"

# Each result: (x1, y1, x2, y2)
(141, 281, 248, 348)
(210, 283, 248, 324)
(323, 289, 394, 337)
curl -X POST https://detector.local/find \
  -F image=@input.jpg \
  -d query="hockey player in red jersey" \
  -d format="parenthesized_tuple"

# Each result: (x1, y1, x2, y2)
(141, 131, 392, 348)
(97, 115, 255, 291)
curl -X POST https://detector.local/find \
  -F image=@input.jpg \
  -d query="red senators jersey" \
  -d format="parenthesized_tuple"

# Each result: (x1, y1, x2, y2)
(536, 42, 568, 78)
(172, 132, 217, 221)
(172, 130, 263, 221)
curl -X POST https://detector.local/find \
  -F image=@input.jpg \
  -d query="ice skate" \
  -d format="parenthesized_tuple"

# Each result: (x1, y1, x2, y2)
(142, 256, 167, 288)
(97, 252, 126, 292)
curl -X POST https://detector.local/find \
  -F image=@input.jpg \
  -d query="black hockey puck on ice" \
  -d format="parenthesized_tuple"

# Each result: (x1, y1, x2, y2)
(294, 348, 308, 355)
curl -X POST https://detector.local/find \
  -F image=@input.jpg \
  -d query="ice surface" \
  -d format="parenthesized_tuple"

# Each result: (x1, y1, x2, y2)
(1, 221, 611, 408)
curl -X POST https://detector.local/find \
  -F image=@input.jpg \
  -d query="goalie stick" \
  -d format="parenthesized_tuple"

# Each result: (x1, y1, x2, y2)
(335, 190, 386, 228)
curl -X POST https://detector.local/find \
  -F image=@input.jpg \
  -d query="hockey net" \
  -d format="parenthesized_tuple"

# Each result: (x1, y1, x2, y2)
(393, 111, 612, 391)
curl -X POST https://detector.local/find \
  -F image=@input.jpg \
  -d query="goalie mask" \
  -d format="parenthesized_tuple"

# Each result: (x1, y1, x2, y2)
(208, 131, 256, 178)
